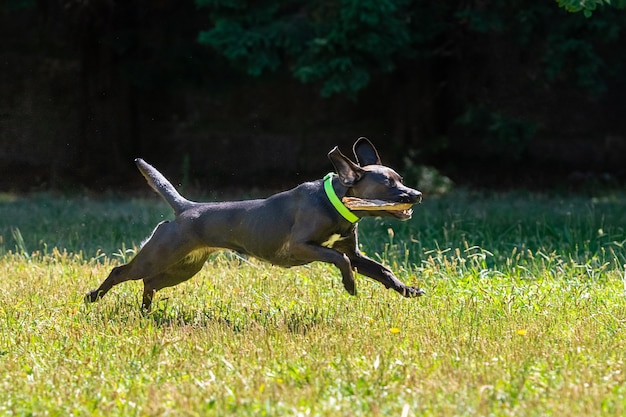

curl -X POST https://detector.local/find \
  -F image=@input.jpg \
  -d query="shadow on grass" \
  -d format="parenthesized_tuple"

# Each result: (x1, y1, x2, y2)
(142, 299, 329, 335)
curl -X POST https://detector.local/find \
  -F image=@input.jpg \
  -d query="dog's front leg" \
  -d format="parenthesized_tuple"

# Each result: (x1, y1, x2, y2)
(350, 252, 424, 297)
(289, 244, 357, 295)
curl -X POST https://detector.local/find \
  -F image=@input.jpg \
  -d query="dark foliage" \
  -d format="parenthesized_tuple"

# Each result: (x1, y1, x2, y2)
(1, 0, 626, 190)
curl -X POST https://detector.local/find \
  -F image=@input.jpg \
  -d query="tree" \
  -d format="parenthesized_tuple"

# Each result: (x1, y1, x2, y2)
(196, 0, 447, 98)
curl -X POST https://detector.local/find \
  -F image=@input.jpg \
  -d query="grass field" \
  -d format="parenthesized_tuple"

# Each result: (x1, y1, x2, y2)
(1, 189, 626, 416)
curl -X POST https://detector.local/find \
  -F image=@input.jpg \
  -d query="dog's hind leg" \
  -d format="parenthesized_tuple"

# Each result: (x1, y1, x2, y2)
(85, 220, 199, 304)
(141, 248, 216, 311)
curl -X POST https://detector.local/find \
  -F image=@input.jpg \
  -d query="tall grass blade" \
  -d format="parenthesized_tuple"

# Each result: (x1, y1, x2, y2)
(10, 227, 29, 258)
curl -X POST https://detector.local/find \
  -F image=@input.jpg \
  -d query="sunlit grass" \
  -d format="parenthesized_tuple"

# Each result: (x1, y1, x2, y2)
(1, 190, 626, 415)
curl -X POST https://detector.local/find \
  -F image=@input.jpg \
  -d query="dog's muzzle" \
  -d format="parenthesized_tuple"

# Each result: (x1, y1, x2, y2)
(401, 190, 422, 205)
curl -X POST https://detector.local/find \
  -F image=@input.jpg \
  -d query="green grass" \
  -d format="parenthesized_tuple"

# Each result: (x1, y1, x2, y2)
(1, 189, 626, 416)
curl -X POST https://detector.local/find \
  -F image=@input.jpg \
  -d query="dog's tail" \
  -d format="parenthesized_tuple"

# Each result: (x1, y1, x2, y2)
(135, 158, 193, 215)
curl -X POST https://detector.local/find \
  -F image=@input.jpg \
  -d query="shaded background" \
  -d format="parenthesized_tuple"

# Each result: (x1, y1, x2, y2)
(1, 0, 625, 192)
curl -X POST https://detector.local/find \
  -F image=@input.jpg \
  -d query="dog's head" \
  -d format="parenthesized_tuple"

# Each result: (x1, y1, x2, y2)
(328, 137, 422, 221)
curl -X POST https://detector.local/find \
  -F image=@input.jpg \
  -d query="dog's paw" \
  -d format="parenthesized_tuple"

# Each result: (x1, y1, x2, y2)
(403, 286, 425, 297)
(85, 290, 101, 303)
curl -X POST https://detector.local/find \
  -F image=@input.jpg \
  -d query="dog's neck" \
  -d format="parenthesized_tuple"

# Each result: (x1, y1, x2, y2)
(323, 173, 360, 223)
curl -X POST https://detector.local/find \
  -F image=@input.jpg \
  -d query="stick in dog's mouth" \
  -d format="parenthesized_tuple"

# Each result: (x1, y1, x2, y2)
(342, 197, 416, 220)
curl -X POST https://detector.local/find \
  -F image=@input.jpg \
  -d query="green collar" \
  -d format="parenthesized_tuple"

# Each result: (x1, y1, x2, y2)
(323, 173, 360, 223)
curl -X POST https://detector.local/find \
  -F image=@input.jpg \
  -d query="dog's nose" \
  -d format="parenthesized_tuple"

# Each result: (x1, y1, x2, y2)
(410, 190, 422, 203)
(400, 189, 422, 204)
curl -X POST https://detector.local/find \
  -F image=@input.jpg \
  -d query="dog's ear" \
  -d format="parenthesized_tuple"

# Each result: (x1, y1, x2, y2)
(353, 137, 381, 166)
(328, 146, 364, 186)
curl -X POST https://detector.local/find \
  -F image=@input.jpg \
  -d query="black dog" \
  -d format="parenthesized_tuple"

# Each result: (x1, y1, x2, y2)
(86, 137, 424, 310)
